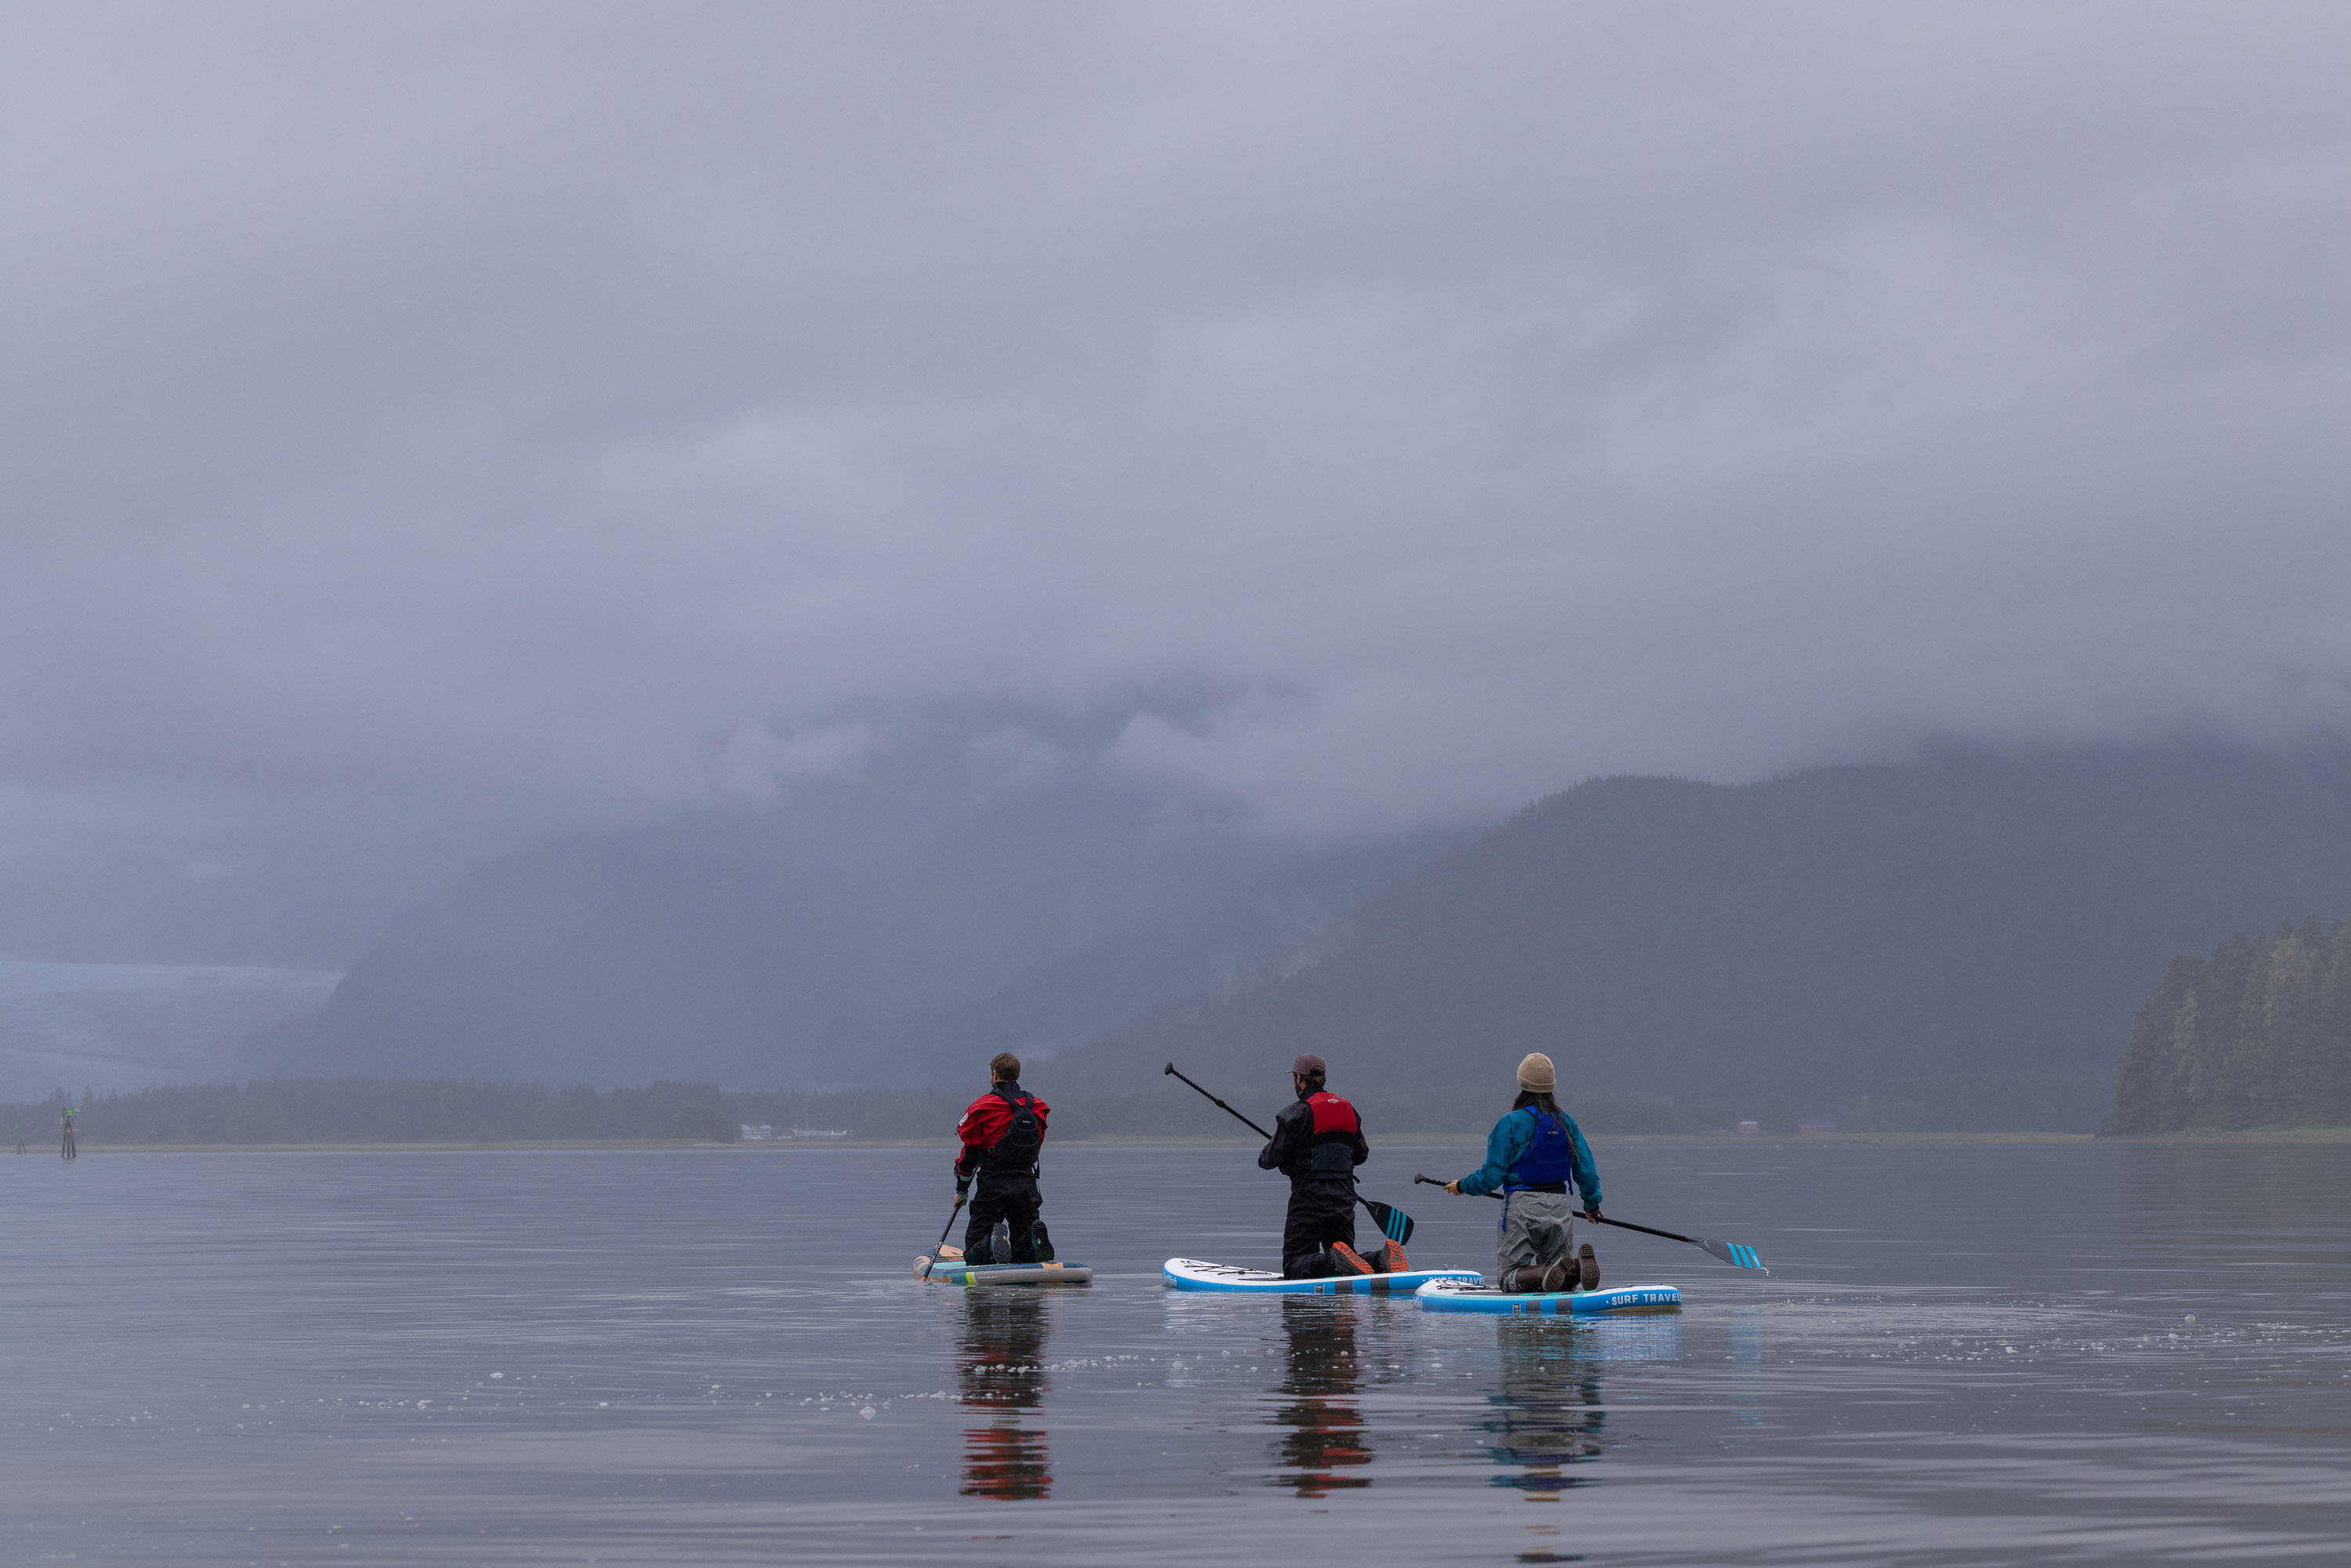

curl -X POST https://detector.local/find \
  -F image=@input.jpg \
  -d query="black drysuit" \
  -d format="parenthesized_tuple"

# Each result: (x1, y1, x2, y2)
(1258, 1088, 1371, 1278)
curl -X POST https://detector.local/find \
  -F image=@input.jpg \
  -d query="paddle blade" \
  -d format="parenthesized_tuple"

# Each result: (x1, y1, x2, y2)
(1700, 1236, 1769, 1273)
(1360, 1197, 1415, 1246)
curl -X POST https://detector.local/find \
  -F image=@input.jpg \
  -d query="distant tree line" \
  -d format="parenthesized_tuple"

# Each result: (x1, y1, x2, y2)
(2110, 919, 2351, 1133)
(0, 1077, 1692, 1146)
(2, 1080, 762, 1146)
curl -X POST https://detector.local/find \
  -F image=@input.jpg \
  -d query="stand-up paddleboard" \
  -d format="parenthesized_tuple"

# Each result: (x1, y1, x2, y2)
(1163, 1258, 1483, 1295)
(915, 1257, 1092, 1286)
(1415, 1277, 1680, 1316)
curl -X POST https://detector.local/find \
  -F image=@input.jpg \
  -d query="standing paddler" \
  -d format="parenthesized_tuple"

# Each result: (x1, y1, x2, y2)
(1258, 1054, 1404, 1278)
(1442, 1053, 1602, 1292)
(954, 1052, 1054, 1266)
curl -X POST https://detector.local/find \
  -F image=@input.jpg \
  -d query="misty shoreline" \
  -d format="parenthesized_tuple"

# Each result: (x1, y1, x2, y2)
(44, 1129, 2322, 1154)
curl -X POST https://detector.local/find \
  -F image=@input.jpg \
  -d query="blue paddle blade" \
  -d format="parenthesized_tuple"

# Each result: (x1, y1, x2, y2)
(1359, 1197, 1415, 1245)
(1701, 1237, 1768, 1273)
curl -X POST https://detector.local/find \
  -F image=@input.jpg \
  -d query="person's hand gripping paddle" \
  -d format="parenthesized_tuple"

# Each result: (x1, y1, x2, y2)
(1165, 1063, 1415, 1245)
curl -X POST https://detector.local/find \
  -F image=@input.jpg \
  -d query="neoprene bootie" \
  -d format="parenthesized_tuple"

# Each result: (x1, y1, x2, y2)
(1502, 1260, 1569, 1294)
(1578, 1243, 1599, 1291)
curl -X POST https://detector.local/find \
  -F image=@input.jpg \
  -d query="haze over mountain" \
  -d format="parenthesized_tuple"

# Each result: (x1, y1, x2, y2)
(1055, 748, 2351, 1132)
(292, 742, 2351, 1135)
(300, 715, 1434, 1089)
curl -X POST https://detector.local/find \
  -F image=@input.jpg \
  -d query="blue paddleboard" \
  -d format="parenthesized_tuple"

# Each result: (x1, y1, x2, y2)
(1162, 1257, 1483, 1295)
(1415, 1277, 1680, 1315)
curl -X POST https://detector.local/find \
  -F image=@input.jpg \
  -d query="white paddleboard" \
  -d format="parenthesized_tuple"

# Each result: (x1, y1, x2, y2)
(915, 1257, 1092, 1286)
(1161, 1257, 1483, 1295)
(1415, 1277, 1680, 1315)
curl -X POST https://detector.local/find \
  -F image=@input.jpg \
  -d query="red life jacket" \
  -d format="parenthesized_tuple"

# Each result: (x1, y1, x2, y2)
(1302, 1091, 1360, 1175)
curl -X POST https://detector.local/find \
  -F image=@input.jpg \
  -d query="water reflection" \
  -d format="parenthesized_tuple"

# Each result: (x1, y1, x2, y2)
(1267, 1298, 1373, 1496)
(2118, 1142, 2351, 1286)
(956, 1293, 1052, 1501)
(1485, 1320, 1604, 1497)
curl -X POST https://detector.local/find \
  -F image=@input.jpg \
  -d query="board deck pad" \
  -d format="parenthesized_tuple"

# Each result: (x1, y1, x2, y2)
(1415, 1277, 1680, 1315)
(1162, 1258, 1483, 1295)
(915, 1258, 1092, 1286)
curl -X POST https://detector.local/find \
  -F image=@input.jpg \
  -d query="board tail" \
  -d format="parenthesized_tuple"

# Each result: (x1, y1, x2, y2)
(1701, 1237, 1769, 1273)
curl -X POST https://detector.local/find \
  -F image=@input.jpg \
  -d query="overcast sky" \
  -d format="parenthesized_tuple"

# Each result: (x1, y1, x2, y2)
(4, 2, 2349, 965)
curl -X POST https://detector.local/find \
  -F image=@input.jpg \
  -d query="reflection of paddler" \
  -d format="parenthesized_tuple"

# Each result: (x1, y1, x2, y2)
(1267, 1298, 1372, 1496)
(1485, 1319, 1605, 1495)
(956, 1292, 1052, 1501)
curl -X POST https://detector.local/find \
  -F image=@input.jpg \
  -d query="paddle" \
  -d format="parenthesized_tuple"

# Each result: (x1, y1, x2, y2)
(1164, 1063, 1416, 1246)
(918, 1195, 965, 1278)
(1413, 1174, 1768, 1274)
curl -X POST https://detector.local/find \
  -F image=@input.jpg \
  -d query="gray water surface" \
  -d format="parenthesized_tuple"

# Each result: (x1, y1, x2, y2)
(5, 1139, 2349, 1564)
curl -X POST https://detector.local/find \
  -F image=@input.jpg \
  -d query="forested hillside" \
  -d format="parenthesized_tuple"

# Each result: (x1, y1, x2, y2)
(1056, 750, 2351, 1132)
(301, 720, 1426, 1090)
(2109, 921, 2351, 1132)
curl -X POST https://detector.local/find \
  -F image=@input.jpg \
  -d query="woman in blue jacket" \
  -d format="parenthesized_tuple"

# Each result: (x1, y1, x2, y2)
(1444, 1053, 1602, 1292)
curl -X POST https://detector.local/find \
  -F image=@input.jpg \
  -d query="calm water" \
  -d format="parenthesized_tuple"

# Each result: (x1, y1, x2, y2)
(5, 1139, 2350, 1564)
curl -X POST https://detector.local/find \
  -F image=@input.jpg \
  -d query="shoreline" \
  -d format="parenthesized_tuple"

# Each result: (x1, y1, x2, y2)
(2, 1130, 2132, 1153)
(27, 1128, 2351, 1154)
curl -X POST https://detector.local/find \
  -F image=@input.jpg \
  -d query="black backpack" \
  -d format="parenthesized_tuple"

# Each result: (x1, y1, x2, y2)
(988, 1089, 1043, 1175)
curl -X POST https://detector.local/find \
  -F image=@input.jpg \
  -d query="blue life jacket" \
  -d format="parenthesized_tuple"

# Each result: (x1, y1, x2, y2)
(1506, 1107, 1576, 1190)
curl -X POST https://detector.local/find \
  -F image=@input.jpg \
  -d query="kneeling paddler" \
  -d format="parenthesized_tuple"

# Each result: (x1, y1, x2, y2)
(1444, 1052, 1602, 1293)
(955, 1052, 1054, 1266)
(1258, 1053, 1405, 1278)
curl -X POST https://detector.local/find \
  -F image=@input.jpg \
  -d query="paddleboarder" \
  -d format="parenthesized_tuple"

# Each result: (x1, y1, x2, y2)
(954, 1053, 1053, 1266)
(1442, 1053, 1601, 1293)
(1259, 1054, 1402, 1278)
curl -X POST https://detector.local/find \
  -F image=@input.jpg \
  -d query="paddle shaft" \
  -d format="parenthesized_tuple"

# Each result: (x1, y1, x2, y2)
(921, 1197, 963, 1279)
(1169, 1063, 1415, 1246)
(1162, 1063, 1273, 1139)
(1412, 1172, 1693, 1244)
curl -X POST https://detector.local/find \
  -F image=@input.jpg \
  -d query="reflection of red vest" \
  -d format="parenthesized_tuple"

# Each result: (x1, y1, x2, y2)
(1302, 1091, 1360, 1175)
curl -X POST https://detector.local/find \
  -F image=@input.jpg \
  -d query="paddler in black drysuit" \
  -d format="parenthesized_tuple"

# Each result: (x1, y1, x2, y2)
(1257, 1053, 1404, 1278)
(953, 1052, 1053, 1266)
(1443, 1052, 1602, 1292)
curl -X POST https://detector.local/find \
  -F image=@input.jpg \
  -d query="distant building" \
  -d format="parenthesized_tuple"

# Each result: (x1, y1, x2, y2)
(1736, 1120, 1759, 1135)
(1797, 1119, 1837, 1135)
(740, 1124, 777, 1141)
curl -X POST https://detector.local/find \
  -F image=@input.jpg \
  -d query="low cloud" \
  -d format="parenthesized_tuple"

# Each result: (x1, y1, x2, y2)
(1, 2, 2347, 958)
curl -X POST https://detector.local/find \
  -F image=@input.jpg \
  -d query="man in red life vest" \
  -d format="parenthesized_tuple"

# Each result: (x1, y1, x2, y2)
(1256, 1053, 1403, 1277)
(954, 1052, 1052, 1266)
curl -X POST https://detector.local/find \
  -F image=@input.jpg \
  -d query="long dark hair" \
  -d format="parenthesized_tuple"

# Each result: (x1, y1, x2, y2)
(1512, 1089, 1561, 1118)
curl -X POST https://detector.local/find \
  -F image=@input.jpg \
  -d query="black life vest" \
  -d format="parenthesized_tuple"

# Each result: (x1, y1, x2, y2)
(984, 1087, 1044, 1175)
(1299, 1090, 1360, 1176)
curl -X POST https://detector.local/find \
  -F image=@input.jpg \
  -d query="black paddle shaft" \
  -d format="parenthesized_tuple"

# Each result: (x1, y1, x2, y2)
(1163, 1063, 1273, 1139)
(1411, 1172, 1766, 1273)
(1168, 1063, 1416, 1247)
(1413, 1174, 1675, 1241)
(921, 1196, 964, 1278)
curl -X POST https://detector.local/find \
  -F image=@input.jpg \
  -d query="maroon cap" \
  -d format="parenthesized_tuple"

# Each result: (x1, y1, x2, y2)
(1291, 1053, 1326, 1076)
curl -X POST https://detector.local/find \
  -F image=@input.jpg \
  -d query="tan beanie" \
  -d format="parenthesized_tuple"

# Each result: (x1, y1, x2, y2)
(1516, 1052, 1556, 1092)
